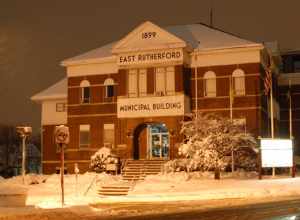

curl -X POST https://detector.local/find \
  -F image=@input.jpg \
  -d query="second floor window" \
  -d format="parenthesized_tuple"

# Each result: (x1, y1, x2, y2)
(128, 69, 147, 97)
(203, 71, 216, 97)
(155, 66, 175, 95)
(80, 80, 90, 103)
(104, 78, 115, 98)
(232, 69, 245, 95)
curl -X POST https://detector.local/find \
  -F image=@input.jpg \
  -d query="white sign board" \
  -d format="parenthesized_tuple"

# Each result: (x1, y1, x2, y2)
(117, 94, 189, 118)
(261, 139, 293, 168)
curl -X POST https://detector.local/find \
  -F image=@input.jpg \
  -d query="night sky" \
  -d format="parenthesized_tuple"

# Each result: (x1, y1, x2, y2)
(1, 0, 300, 133)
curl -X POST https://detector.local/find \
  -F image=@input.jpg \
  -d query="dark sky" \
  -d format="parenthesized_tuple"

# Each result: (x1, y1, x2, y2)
(1, 0, 300, 133)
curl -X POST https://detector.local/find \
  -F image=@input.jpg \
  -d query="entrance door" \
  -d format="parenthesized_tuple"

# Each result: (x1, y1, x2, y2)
(148, 124, 169, 159)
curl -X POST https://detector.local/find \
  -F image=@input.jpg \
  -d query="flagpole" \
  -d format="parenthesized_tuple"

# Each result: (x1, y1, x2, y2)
(230, 76, 233, 121)
(195, 57, 198, 119)
(230, 76, 234, 173)
(289, 79, 296, 177)
(289, 79, 292, 139)
(269, 68, 275, 177)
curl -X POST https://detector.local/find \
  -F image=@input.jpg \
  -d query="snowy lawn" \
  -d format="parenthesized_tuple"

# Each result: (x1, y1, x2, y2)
(126, 171, 300, 202)
(1, 171, 300, 208)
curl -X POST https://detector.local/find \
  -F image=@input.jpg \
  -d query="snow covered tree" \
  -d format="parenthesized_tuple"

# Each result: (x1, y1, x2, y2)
(90, 146, 117, 173)
(178, 113, 258, 179)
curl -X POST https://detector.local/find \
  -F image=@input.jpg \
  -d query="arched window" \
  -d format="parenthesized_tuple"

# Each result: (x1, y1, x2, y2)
(203, 71, 216, 97)
(80, 80, 90, 103)
(104, 78, 115, 98)
(232, 69, 245, 95)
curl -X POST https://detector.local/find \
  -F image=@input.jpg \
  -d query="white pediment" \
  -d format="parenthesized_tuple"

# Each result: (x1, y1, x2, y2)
(112, 21, 187, 54)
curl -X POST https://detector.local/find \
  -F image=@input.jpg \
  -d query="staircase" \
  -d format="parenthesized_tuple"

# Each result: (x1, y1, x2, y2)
(98, 183, 132, 196)
(98, 159, 166, 196)
(122, 159, 166, 181)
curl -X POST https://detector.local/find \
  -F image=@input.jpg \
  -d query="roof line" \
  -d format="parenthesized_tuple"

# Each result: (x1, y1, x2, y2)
(196, 21, 255, 43)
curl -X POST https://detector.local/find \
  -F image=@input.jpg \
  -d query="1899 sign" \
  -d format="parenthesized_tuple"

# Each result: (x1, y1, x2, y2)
(142, 32, 156, 39)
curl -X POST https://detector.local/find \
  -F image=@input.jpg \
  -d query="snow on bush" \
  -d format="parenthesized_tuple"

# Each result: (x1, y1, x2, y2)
(90, 146, 118, 173)
(166, 113, 258, 177)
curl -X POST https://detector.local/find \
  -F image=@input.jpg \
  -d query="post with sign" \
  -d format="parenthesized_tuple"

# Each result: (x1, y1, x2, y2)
(16, 126, 32, 184)
(260, 139, 293, 179)
(54, 125, 69, 207)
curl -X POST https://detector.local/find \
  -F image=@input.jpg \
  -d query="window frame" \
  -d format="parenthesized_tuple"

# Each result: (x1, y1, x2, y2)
(80, 80, 91, 104)
(203, 71, 216, 97)
(56, 103, 67, 112)
(155, 66, 175, 96)
(232, 69, 246, 96)
(103, 123, 115, 148)
(79, 124, 90, 148)
(104, 78, 115, 98)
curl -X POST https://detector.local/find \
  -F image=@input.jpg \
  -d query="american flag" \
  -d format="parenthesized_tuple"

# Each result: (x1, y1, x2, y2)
(264, 68, 272, 95)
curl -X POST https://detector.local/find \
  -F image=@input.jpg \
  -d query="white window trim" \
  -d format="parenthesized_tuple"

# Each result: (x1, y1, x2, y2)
(203, 71, 216, 97)
(232, 69, 246, 96)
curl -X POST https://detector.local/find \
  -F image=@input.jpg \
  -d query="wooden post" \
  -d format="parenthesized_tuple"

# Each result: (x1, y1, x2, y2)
(60, 143, 64, 207)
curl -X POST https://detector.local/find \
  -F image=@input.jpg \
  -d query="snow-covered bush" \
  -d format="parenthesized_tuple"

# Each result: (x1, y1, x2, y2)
(90, 146, 118, 173)
(176, 113, 258, 178)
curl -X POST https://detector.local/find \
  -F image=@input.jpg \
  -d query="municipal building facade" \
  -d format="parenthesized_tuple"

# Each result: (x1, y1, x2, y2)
(32, 21, 282, 174)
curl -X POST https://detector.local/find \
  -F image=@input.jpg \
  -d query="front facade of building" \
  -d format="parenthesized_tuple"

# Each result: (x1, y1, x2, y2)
(32, 21, 277, 174)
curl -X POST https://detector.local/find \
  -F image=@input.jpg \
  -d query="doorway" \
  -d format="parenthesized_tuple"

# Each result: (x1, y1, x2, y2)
(133, 123, 169, 160)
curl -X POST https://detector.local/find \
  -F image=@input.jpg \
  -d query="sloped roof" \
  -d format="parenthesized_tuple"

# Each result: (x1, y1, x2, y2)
(31, 77, 67, 101)
(165, 23, 258, 50)
(62, 22, 260, 65)
(62, 42, 116, 65)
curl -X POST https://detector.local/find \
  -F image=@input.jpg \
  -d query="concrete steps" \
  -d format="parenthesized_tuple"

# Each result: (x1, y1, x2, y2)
(98, 184, 132, 196)
(122, 159, 166, 181)
(98, 159, 167, 196)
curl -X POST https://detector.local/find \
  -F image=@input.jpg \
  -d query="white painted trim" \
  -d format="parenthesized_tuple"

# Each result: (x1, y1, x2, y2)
(61, 56, 115, 67)
(112, 21, 187, 54)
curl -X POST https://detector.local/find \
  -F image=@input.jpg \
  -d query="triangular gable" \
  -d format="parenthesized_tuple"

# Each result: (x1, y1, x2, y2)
(112, 21, 187, 54)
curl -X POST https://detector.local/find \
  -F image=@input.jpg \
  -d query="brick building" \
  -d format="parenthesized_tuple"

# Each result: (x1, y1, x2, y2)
(32, 21, 279, 174)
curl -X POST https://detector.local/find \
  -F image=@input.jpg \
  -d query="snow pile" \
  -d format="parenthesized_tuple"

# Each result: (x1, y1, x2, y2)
(0, 172, 120, 208)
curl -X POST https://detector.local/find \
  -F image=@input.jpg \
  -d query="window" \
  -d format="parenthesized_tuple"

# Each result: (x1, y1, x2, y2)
(128, 69, 138, 97)
(128, 69, 147, 97)
(139, 69, 147, 96)
(155, 66, 175, 95)
(103, 124, 115, 148)
(104, 78, 115, 98)
(203, 71, 216, 97)
(80, 80, 90, 103)
(56, 103, 66, 112)
(79, 124, 90, 147)
(232, 69, 245, 95)
(166, 67, 175, 95)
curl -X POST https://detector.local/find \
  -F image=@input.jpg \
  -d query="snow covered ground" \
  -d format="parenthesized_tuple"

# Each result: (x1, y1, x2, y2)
(0, 171, 300, 211)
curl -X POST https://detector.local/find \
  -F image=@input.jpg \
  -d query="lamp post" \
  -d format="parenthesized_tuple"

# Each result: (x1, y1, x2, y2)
(16, 126, 32, 184)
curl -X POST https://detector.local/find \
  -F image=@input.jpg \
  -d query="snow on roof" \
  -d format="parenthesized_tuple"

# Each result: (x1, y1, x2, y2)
(62, 42, 116, 65)
(62, 22, 260, 65)
(31, 77, 67, 102)
(165, 23, 259, 51)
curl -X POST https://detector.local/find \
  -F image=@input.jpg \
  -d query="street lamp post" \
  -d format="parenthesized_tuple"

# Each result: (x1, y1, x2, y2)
(16, 126, 32, 184)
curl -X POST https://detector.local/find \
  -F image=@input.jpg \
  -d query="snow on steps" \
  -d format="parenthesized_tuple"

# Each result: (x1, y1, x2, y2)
(98, 184, 132, 196)
(122, 159, 167, 181)
(98, 159, 167, 196)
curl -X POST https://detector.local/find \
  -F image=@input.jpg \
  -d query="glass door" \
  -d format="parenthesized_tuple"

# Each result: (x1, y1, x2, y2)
(148, 124, 169, 159)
